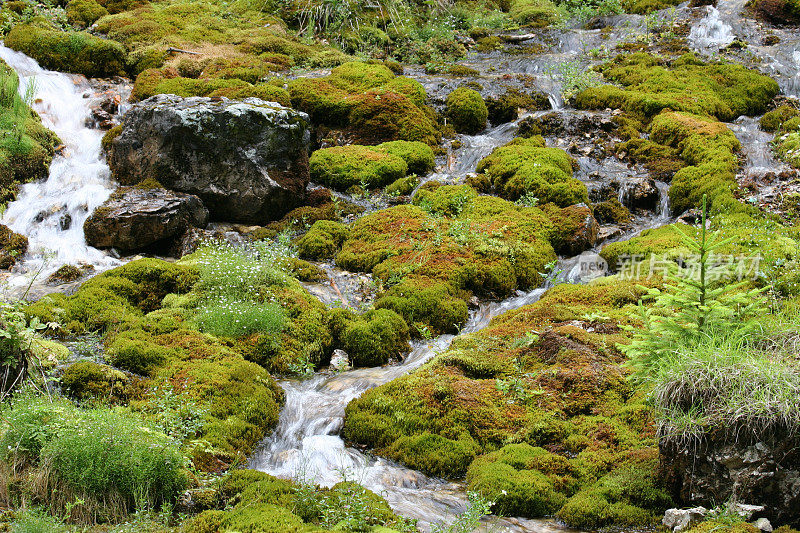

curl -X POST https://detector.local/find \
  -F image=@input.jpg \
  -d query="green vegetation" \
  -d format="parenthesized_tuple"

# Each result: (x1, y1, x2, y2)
(310, 145, 408, 191)
(0, 393, 187, 519)
(5, 24, 126, 78)
(0, 62, 59, 206)
(575, 53, 779, 122)
(289, 62, 440, 145)
(65, 0, 109, 28)
(475, 136, 584, 206)
(445, 87, 488, 135)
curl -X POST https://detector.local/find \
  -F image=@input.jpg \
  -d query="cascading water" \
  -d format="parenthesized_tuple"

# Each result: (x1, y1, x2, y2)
(249, 287, 580, 532)
(689, 6, 736, 49)
(0, 46, 118, 292)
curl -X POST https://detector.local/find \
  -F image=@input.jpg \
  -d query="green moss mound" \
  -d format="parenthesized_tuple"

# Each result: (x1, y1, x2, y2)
(132, 68, 290, 105)
(5, 24, 126, 78)
(0, 224, 28, 270)
(334, 188, 559, 334)
(66, 0, 109, 28)
(761, 105, 800, 132)
(385, 175, 420, 196)
(476, 136, 585, 206)
(509, 0, 558, 26)
(337, 308, 411, 367)
(289, 62, 440, 146)
(309, 145, 408, 190)
(61, 361, 130, 404)
(344, 277, 657, 488)
(575, 52, 779, 122)
(296, 220, 350, 260)
(467, 444, 574, 516)
(445, 87, 488, 135)
(376, 140, 435, 175)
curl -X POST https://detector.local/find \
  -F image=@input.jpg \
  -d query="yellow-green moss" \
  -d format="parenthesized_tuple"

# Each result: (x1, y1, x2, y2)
(445, 87, 488, 135)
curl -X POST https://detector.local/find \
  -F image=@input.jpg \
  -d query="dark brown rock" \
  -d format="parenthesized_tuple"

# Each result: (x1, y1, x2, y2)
(84, 186, 208, 252)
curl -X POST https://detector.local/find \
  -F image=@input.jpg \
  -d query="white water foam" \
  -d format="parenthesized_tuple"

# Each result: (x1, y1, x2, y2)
(0, 46, 119, 292)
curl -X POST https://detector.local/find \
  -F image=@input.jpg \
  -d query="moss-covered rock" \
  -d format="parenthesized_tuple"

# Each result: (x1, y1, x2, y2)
(760, 105, 800, 132)
(61, 360, 131, 404)
(0, 224, 28, 270)
(344, 277, 656, 489)
(66, 0, 109, 28)
(509, 0, 558, 26)
(376, 140, 435, 175)
(5, 24, 126, 78)
(339, 308, 410, 367)
(385, 175, 420, 196)
(289, 62, 440, 146)
(575, 52, 779, 122)
(296, 220, 350, 260)
(335, 188, 559, 334)
(476, 136, 584, 206)
(309, 145, 408, 191)
(445, 87, 488, 135)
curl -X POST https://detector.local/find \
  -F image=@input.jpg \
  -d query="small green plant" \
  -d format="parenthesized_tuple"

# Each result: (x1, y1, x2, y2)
(548, 60, 603, 101)
(10, 507, 67, 533)
(623, 196, 768, 379)
(514, 191, 539, 207)
(430, 491, 494, 533)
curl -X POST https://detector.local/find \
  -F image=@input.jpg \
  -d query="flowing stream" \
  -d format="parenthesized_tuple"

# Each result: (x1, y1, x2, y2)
(249, 287, 582, 532)
(0, 45, 118, 294)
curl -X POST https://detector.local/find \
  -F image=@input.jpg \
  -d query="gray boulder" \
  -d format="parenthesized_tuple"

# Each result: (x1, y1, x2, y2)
(84, 186, 208, 252)
(109, 95, 310, 224)
(663, 507, 708, 532)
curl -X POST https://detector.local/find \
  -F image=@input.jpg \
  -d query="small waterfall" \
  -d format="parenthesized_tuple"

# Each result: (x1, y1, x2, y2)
(248, 287, 576, 532)
(689, 6, 735, 49)
(0, 46, 119, 291)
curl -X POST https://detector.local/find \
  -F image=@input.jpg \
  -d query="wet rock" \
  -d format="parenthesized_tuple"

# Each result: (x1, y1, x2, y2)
(662, 507, 707, 532)
(109, 94, 311, 224)
(0, 224, 28, 270)
(563, 252, 609, 283)
(171, 227, 244, 258)
(619, 177, 659, 210)
(552, 203, 599, 256)
(753, 518, 773, 532)
(597, 225, 623, 242)
(661, 439, 800, 526)
(84, 186, 209, 252)
(330, 349, 351, 372)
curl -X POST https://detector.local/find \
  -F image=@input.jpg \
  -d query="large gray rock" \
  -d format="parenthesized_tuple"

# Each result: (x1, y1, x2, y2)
(84, 186, 208, 252)
(661, 439, 800, 527)
(109, 95, 310, 224)
(663, 507, 707, 532)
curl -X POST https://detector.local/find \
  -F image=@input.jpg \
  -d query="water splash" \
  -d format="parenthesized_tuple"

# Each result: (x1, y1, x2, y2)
(689, 6, 735, 49)
(0, 46, 119, 292)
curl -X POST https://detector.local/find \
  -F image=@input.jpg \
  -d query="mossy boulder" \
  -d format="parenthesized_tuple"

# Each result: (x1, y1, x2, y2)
(476, 136, 585, 206)
(5, 24, 126, 78)
(760, 105, 800, 132)
(335, 190, 559, 334)
(339, 308, 410, 367)
(289, 62, 440, 146)
(575, 52, 779, 122)
(0, 224, 28, 270)
(385, 175, 420, 196)
(376, 140, 435, 175)
(445, 87, 488, 135)
(344, 277, 655, 490)
(61, 361, 130, 404)
(309, 145, 407, 190)
(296, 220, 350, 260)
(66, 0, 109, 28)
(509, 0, 558, 26)
(467, 444, 576, 516)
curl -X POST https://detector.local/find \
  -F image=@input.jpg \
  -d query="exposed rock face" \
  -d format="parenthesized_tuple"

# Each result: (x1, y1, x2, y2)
(663, 507, 708, 532)
(661, 439, 800, 527)
(109, 95, 311, 223)
(619, 177, 660, 210)
(84, 186, 208, 252)
(555, 203, 599, 256)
